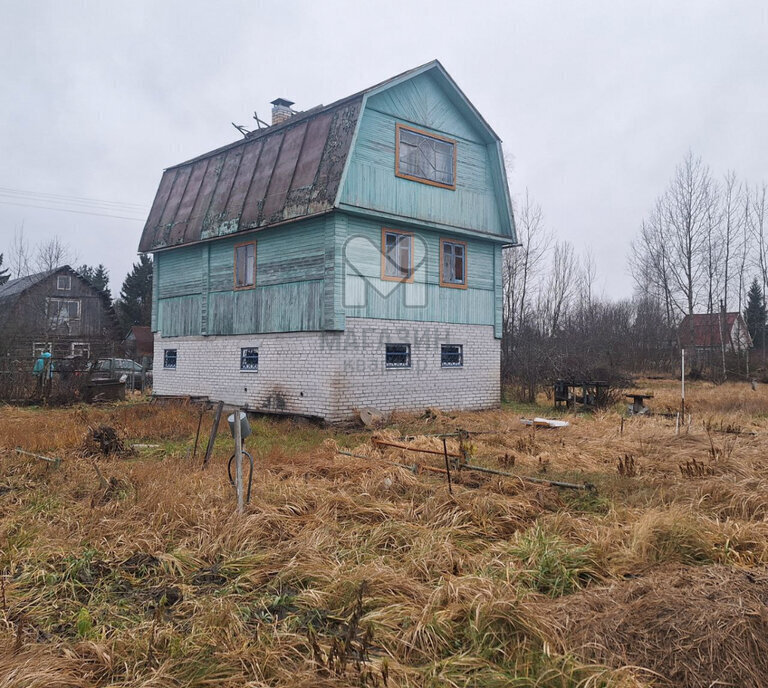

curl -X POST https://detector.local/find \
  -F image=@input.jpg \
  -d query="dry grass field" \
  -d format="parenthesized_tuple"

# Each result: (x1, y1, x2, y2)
(2, 379, 768, 687)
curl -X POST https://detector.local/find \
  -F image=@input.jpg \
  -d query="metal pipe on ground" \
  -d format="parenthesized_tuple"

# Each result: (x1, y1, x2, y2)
(336, 450, 594, 491)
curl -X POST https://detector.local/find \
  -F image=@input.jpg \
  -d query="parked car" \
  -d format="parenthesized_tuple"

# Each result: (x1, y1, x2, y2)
(92, 358, 152, 388)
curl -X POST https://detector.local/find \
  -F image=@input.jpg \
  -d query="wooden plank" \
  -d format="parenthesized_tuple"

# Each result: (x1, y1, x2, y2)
(202, 400, 224, 468)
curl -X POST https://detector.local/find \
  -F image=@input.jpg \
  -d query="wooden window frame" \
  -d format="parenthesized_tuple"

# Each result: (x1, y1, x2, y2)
(233, 241, 257, 291)
(380, 228, 415, 283)
(56, 275, 71, 290)
(395, 122, 457, 191)
(163, 349, 177, 369)
(439, 238, 468, 289)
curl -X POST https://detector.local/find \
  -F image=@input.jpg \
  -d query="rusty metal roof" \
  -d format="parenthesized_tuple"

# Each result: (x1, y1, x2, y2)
(138, 60, 510, 252)
(138, 96, 362, 252)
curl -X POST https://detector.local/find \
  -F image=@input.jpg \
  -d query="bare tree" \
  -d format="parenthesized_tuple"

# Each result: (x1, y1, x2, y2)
(35, 236, 76, 273)
(538, 240, 577, 337)
(503, 190, 549, 338)
(7, 226, 32, 278)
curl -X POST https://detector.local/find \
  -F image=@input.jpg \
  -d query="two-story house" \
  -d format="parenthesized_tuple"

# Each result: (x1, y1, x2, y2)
(0, 265, 119, 362)
(139, 61, 516, 421)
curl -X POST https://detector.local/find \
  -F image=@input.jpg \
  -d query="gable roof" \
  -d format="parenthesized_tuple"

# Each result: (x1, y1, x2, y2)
(138, 60, 512, 253)
(678, 312, 751, 348)
(0, 265, 121, 334)
(0, 267, 68, 308)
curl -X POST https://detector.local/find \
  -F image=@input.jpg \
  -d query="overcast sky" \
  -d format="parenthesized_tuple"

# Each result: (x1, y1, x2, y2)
(1, 0, 766, 298)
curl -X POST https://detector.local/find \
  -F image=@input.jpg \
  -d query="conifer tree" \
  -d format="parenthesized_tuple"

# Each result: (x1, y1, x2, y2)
(115, 255, 153, 333)
(744, 278, 766, 348)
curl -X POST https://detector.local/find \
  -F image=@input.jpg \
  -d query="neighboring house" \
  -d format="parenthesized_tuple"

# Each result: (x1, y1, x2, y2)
(123, 325, 154, 367)
(0, 265, 120, 362)
(678, 312, 753, 352)
(139, 60, 516, 421)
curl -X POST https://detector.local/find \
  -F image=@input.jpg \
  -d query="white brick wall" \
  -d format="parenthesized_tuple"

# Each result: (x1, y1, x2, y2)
(153, 318, 500, 421)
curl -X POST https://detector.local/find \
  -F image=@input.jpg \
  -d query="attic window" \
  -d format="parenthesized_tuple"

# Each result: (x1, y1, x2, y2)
(396, 123, 456, 190)
(234, 242, 256, 289)
(57, 275, 71, 290)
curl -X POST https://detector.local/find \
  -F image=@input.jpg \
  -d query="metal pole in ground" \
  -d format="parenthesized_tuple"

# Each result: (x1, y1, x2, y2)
(681, 348, 686, 418)
(442, 437, 453, 495)
(234, 408, 244, 514)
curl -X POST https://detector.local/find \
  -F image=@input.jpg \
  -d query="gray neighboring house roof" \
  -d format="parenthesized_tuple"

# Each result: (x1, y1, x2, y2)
(0, 265, 120, 331)
(0, 268, 61, 307)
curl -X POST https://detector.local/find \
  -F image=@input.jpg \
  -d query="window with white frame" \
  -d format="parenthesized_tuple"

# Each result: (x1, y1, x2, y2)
(382, 229, 413, 281)
(240, 347, 259, 371)
(440, 240, 466, 287)
(47, 298, 80, 326)
(396, 124, 456, 189)
(71, 342, 90, 358)
(163, 349, 177, 369)
(234, 242, 256, 288)
(441, 344, 463, 368)
(57, 275, 71, 290)
(32, 342, 50, 357)
(385, 343, 411, 369)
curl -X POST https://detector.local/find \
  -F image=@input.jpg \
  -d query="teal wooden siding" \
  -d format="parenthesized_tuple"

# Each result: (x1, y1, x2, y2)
(339, 71, 509, 238)
(340, 214, 496, 328)
(154, 216, 326, 336)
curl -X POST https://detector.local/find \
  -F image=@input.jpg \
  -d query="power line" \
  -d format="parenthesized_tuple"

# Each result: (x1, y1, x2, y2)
(0, 199, 145, 221)
(0, 186, 148, 211)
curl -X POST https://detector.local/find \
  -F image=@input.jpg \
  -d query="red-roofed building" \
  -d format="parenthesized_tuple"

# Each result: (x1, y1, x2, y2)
(678, 312, 752, 352)
(123, 325, 154, 365)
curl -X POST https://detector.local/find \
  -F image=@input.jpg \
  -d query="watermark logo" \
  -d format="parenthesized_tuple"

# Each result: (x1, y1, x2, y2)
(342, 233, 429, 309)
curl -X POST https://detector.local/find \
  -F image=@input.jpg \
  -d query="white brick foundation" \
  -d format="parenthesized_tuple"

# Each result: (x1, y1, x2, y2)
(153, 318, 500, 422)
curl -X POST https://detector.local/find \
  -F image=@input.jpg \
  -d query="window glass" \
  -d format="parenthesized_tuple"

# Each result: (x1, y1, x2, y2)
(441, 344, 463, 368)
(235, 243, 256, 288)
(385, 343, 411, 369)
(398, 126, 455, 187)
(48, 298, 81, 325)
(57, 275, 71, 290)
(441, 241, 466, 285)
(383, 231, 412, 279)
(240, 347, 259, 371)
(163, 349, 177, 369)
(71, 343, 90, 358)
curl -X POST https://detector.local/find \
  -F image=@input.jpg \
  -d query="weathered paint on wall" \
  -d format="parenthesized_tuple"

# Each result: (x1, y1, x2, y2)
(154, 216, 326, 336)
(339, 213, 497, 329)
(154, 209, 504, 337)
(339, 71, 510, 238)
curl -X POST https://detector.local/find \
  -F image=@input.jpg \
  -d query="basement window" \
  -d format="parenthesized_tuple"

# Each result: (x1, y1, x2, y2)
(163, 349, 177, 369)
(385, 343, 411, 369)
(440, 240, 467, 287)
(240, 347, 259, 372)
(396, 123, 456, 189)
(441, 344, 463, 368)
(382, 229, 413, 281)
(234, 242, 256, 289)
(57, 275, 71, 290)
